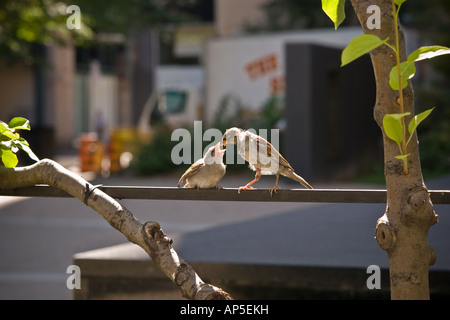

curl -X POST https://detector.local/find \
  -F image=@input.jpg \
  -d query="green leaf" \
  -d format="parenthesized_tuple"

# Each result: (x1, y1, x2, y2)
(383, 112, 410, 145)
(1, 117, 38, 165)
(394, 0, 407, 6)
(341, 35, 389, 67)
(387, 46, 450, 91)
(16, 139, 39, 162)
(395, 153, 410, 160)
(386, 112, 411, 120)
(0, 149, 19, 168)
(1, 130, 19, 140)
(17, 137, 29, 146)
(408, 107, 434, 136)
(0, 121, 8, 133)
(389, 61, 416, 90)
(0, 140, 13, 149)
(407, 46, 450, 62)
(8, 117, 30, 131)
(322, 0, 346, 30)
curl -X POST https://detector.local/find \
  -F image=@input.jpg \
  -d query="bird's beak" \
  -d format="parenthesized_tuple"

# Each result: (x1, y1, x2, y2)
(222, 136, 227, 147)
(216, 142, 226, 155)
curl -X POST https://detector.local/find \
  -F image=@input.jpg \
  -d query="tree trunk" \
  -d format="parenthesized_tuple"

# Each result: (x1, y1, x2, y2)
(0, 159, 232, 300)
(350, 0, 438, 299)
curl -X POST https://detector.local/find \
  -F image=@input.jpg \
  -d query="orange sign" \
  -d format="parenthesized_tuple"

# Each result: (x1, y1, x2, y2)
(270, 75, 285, 94)
(244, 53, 279, 81)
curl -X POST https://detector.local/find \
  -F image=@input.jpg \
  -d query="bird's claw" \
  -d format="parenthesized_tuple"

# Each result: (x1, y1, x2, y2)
(238, 185, 254, 194)
(269, 186, 281, 197)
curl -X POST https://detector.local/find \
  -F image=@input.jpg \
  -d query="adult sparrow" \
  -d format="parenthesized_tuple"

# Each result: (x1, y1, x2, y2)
(222, 127, 313, 196)
(178, 142, 226, 189)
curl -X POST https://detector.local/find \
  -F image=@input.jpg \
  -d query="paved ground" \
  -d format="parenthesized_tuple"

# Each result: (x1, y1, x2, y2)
(0, 157, 449, 299)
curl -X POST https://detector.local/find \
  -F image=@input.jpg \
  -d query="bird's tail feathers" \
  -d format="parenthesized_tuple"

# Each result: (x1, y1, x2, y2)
(177, 177, 185, 188)
(282, 170, 313, 189)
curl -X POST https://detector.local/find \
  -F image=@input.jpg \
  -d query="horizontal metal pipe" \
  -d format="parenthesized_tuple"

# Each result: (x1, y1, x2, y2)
(1, 185, 449, 204)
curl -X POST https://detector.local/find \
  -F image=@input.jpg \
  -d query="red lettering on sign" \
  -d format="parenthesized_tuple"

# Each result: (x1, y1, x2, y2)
(244, 53, 279, 81)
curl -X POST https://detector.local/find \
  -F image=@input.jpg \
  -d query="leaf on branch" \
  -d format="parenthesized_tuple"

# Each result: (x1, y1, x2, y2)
(0, 122, 8, 133)
(395, 153, 410, 160)
(407, 46, 450, 63)
(1, 130, 20, 140)
(394, 0, 407, 7)
(382, 112, 410, 145)
(0, 117, 38, 167)
(321, 0, 346, 30)
(8, 117, 31, 131)
(341, 35, 389, 67)
(388, 46, 450, 91)
(16, 139, 40, 162)
(389, 61, 416, 90)
(0, 149, 19, 168)
(408, 107, 434, 136)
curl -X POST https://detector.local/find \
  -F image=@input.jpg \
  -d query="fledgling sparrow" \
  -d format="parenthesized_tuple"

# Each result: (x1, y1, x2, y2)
(222, 127, 313, 196)
(178, 142, 226, 189)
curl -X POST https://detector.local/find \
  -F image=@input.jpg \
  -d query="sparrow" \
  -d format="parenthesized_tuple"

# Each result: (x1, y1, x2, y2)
(178, 142, 226, 189)
(222, 127, 313, 196)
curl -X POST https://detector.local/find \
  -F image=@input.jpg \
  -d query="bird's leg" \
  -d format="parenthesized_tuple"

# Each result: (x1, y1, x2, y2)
(269, 173, 281, 197)
(238, 169, 261, 193)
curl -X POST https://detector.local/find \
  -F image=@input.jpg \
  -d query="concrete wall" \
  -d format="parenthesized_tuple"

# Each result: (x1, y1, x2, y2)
(0, 43, 76, 152)
(215, 0, 268, 36)
(0, 61, 35, 123)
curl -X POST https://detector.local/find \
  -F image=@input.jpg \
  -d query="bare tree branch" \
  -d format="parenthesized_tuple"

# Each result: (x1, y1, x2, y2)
(0, 158, 232, 300)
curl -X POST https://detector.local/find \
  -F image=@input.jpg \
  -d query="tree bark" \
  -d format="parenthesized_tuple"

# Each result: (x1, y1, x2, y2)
(350, 0, 438, 299)
(0, 159, 232, 300)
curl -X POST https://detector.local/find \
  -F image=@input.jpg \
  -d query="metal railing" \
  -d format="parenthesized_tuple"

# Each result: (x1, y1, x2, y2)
(1, 185, 449, 204)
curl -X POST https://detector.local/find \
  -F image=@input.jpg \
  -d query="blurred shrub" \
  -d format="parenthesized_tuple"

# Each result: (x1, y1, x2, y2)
(212, 94, 284, 131)
(130, 126, 178, 176)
